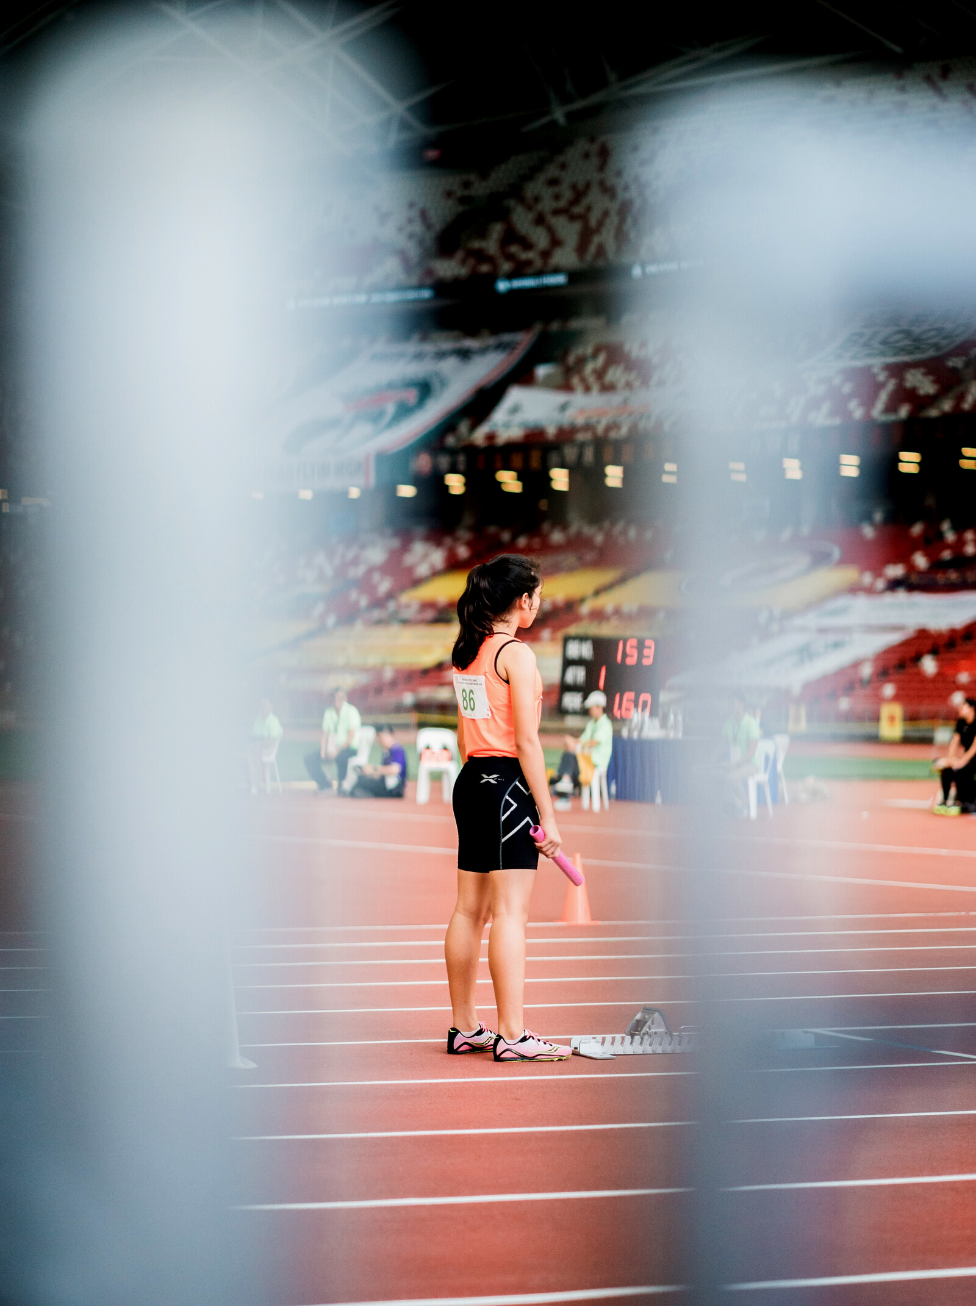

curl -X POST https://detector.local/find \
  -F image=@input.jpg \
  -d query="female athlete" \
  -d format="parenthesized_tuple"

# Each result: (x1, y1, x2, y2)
(444, 554, 571, 1063)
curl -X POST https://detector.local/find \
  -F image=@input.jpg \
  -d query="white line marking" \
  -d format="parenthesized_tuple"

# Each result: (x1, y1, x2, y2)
(726, 832, 976, 860)
(236, 965, 976, 990)
(237, 1122, 689, 1141)
(237, 1186, 687, 1211)
(238, 989, 976, 1015)
(738, 1108, 976, 1123)
(239, 1002, 654, 1015)
(586, 857, 976, 897)
(237, 1071, 689, 1089)
(232, 926, 976, 950)
(730, 1172, 976, 1191)
(278, 1288, 681, 1306)
(237, 977, 667, 990)
(255, 834, 976, 892)
(830, 1021, 976, 1030)
(233, 913, 976, 934)
(728, 1266, 976, 1290)
(808, 1026, 976, 1062)
(760, 1061, 976, 1073)
(236, 945, 976, 969)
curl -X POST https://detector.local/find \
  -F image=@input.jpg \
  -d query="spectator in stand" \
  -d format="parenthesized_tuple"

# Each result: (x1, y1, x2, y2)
(551, 690, 613, 810)
(248, 698, 283, 794)
(721, 694, 761, 815)
(934, 698, 976, 815)
(305, 688, 361, 793)
(351, 725, 407, 798)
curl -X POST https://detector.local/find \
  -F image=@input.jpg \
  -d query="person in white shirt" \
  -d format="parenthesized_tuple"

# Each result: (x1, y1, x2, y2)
(304, 688, 362, 793)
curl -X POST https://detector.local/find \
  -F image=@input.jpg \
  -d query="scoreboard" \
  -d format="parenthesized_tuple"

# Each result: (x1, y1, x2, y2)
(560, 635, 660, 720)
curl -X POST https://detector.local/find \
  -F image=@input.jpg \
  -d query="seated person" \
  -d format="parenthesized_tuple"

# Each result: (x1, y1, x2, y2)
(935, 697, 976, 813)
(552, 691, 613, 804)
(351, 725, 407, 798)
(247, 698, 283, 794)
(304, 688, 361, 793)
(721, 694, 761, 814)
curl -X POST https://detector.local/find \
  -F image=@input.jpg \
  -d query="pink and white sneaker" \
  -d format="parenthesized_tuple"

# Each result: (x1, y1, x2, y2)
(447, 1023, 497, 1054)
(492, 1029, 572, 1062)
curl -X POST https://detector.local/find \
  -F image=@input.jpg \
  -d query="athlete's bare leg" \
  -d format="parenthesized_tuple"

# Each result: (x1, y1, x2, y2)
(445, 869, 492, 1032)
(487, 867, 535, 1041)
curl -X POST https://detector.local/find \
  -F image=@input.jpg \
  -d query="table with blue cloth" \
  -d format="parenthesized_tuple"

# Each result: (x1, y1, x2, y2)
(607, 736, 780, 804)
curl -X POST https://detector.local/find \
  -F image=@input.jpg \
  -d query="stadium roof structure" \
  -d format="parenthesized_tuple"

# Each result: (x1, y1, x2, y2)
(1, 0, 976, 165)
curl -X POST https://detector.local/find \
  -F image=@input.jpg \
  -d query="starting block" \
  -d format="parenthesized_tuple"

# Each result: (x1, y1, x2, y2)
(572, 1005, 697, 1058)
(572, 1031, 696, 1057)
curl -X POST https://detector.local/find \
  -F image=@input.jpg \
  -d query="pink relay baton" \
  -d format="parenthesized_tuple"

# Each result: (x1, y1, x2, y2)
(530, 825, 585, 886)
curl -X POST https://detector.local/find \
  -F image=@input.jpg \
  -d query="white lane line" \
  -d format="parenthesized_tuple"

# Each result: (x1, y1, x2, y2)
(234, 913, 976, 934)
(237, 1072, 689, 1089)
(738, 1108, 976, 1123)
(237, 1186, 687, 1211)
(237, 977, 666, 990)
(233, 926, 976, 950)
(236, 965, 976, 990)
(237, 955, 687, 967)
(725, 987, 976, 1003)
(279, 1287, 681, 1305)
(728, 1266, 976, 1291)
(831, 1021, 976, 1030)
(238, 989, 976, 1014)
(726, 832, 976, 861)
(808, 1027, 976, 1063)
(731, 1172, 976, 1192)
(239, 1002, 654, 1015)
(256, 835, 976, 893)
(237, 1122, 689, 1141)
(236, 945, 976, 969)
(239, 1021, 976, 1045)
(760, 1061, 976, 1073)
(587, 857, 976, 898)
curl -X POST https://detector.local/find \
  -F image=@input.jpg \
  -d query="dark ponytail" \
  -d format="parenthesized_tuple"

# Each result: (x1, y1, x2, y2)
(452, 554, 542, 669)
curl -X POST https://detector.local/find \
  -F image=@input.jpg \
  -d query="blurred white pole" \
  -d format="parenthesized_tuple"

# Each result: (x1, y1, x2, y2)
(3, 22, 284, 1306)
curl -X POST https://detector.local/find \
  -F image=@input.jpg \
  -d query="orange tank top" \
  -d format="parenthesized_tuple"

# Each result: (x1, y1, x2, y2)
(453, 631, 543, 758)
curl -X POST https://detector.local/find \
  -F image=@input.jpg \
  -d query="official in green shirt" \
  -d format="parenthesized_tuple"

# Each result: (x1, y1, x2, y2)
(552, 689, 615, 807)
(577, 693, 614, 770)
(305, 688, 362, 792)
(722, 694, 762, 814)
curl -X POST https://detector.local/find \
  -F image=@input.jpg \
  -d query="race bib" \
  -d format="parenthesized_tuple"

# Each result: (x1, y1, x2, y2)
(453, 674, 491, 719)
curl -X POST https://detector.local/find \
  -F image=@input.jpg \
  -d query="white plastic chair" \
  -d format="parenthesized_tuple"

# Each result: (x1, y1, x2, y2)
(581, 766, 610, 813)
(340, 725, 376, 793)
(261, 735, 282, 796)
(416, 727, 459, 804)
(747, 739, 777, 819)
(773, 733, 790, 804)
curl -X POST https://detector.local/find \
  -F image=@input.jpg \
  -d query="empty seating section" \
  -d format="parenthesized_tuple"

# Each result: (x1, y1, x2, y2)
(293, 63, 976, 303)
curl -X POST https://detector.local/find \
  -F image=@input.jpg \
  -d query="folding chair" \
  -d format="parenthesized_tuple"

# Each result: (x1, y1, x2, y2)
(415, 727, 460, 804)
(773, 733, 790, 804)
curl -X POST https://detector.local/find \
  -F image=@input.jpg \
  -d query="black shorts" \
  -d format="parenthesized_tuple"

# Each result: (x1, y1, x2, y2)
(453, 756, 539, 873)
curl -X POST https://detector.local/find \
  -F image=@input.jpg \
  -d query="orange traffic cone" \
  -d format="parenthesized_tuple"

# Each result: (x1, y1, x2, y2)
(560, 853, 595, 924)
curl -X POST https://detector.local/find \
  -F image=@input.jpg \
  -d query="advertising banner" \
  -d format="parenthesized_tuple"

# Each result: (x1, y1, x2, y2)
(260, 331, 535, 491)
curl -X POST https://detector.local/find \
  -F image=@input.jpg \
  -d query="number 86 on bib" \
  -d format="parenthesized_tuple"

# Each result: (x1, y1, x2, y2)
(453, 674, 491, 719)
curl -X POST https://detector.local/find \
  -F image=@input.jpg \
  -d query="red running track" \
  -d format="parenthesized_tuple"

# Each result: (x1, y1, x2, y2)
(225, 779, 976, 1306)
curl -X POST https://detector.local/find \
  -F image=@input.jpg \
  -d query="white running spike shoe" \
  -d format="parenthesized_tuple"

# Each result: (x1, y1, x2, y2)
(446, 1023, 496, 1054)
(492, 1030, 572, 1062)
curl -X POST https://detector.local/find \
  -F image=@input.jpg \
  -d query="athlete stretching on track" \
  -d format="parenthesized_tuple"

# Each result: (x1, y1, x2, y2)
(444, 554, 571, 1063)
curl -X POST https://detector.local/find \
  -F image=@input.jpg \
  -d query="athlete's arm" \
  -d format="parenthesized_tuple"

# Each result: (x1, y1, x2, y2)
(456, 712, 467, 765)
(499, 641, 561, 858)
